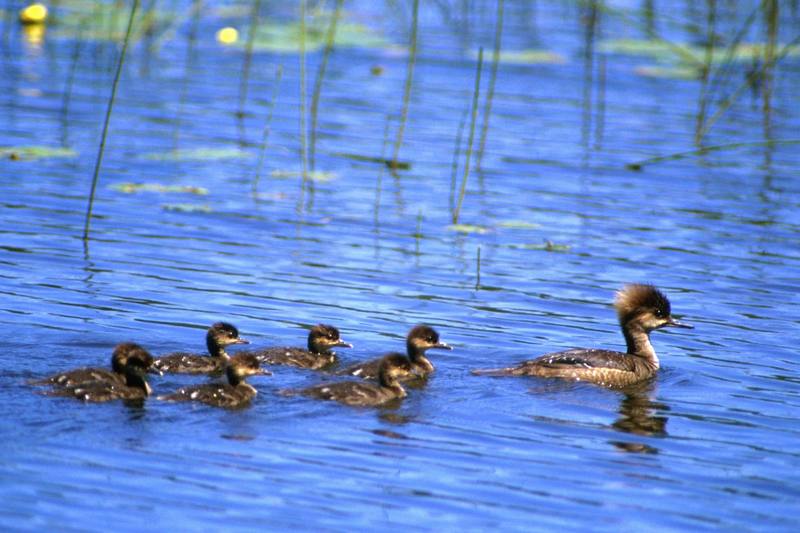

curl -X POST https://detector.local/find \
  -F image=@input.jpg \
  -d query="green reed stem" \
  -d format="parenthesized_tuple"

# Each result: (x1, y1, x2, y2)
(298, 0, 310, 211)
(594, 51, 606, 149)
(253, 65, 284, 196)
(83, 0, 139, 242)
(173, 0, 202, 151)
(706, 4, 759, 107)
(391, 0, 419, 169)
(452, 48, 483, 225)
(475, 246, 481, 290)
(476, 0, 503, 171)
(626, 139, 800, 170)
(697, 34, 800, 140)
(762, 0, 778, 139)
(62, 17, 89, 137)
(449, 107, 468, 214)
(415, 209, 422, 256)
(694, 0, 716, 146)
(309, 0, 343, 171)
(238, 0, 261, 120)
(375, 115, 392, 225)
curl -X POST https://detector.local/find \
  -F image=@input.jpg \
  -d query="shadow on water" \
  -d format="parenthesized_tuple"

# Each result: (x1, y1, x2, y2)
(610, 380, 668, 454)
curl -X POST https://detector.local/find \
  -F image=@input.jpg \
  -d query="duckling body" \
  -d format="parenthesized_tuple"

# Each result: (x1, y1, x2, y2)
(297, 354, 414, 407)
(241, 324, 351, 370)
(42, 343, 155, 403)
(339, 325, 450, 381)
(33, 342, 155, 389)
(472, 284, 692, 387)
(159, 354, 268, 408)
(153, 322, 249, 374)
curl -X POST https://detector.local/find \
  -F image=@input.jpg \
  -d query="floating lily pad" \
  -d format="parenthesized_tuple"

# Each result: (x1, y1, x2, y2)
(53, 2, 177, 42)
(474, 49, 566, 65)
(238, 12, 387, 53)
(601, 38, 800, 65)
(447, 224, 490, 235)
(162, 203, 212, 213)
(1, 146, 77, 160)
(497, 220, 541, 229)
(635, 65, 700, 80)
(270, 170, 336, 182)
(143, 148, 253, 162)
(517, 240, 571, 252)
(112, 183, 209, 195)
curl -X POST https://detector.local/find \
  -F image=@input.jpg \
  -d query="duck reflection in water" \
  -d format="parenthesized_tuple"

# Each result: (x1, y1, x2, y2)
(610, 381, 669, 454)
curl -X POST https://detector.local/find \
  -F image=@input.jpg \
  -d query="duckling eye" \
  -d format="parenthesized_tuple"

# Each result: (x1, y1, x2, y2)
(654, 309, 664, 318)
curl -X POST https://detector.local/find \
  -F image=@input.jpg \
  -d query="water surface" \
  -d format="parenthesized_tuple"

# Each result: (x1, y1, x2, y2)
(1, 1, 799, 530)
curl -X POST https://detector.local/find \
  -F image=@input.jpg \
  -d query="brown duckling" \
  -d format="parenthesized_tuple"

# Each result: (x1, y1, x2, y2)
(293, 354, 415, 407)
(158, 354, 270, 408)
(153, 322, 249, 374)
(338, 324, 451, 380)
(240, 324, 352, 370)
(44, 343, 156, 403)
(472, 284, 693, 387)
(32, 342, 160, 389)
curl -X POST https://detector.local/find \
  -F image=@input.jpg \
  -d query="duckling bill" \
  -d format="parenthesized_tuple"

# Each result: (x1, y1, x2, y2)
(290, 354, 415, 407)
(338, 324, 451, 381)
(153, 322, 249, 374)
(239, 324, 352, 370)
(472, 284, 693, 387)
(159, 354, 270, 408)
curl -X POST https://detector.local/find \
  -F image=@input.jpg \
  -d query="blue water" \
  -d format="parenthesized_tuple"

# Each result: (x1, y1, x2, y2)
(2, 0, 800, 530)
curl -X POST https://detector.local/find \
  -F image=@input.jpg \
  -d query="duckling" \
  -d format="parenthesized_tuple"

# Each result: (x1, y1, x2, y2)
(153, 322, 249, 374)
(472, 284, 693, 387)
(32, 342, 159, 389)
(44, 343, 156, 403)
(158, 354, 270, 408)
(293, 354, 415, 407)
(240, 324, 352, 370)
(338, 325, 451, 380)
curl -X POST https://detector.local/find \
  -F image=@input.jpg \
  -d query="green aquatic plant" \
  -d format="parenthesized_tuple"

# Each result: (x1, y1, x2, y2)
(161, 203, 212, 213)
(626, 139, 800, 170)
(309, 0, 343, 171)
(84, 0, 138, 243)
(452, 48, 483, 225)
(391, 0, 419, 170)
(633, 65, 700, 80)
(497, 220, 541, 229)
(53, 0, 176, 42)
(472, 49, 566, 65)
(333, 152, 411, 170)
(600, 38, 799, 64)
(0, 146, 77, 160)
(234, 10, 386, 53)
(143, 148, 252, 161)
(476, 0, 504, 172)
(112, 183, 209, 195)
(447, 224, 490, 235)
(515, 240, 571, 252)
(271, 170, 336, 183)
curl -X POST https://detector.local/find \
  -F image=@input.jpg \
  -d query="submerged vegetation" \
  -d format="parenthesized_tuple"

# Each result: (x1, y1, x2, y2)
(5, 0, 793, 254)
(1, 146, 76, 160)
